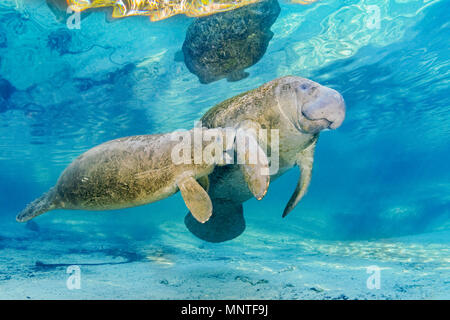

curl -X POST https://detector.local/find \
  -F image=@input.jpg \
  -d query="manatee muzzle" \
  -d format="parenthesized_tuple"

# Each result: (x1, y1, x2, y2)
(299, 87, 346, 132)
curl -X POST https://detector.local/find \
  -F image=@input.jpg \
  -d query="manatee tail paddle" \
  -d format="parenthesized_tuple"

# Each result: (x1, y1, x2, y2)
(16, 188, 58, 223)
(185, 199, 245, 243)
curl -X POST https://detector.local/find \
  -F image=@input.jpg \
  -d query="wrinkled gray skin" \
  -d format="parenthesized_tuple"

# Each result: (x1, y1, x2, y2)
(185, 76, 346, 242)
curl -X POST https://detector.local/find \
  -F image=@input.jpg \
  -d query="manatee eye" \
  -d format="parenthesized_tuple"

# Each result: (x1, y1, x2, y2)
(299, 83, 310, 90)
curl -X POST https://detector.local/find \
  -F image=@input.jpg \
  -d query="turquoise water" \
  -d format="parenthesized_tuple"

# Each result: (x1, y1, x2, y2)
(0, 0, 449, 299)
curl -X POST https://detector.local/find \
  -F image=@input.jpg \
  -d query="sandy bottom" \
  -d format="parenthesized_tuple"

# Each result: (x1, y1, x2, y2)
(0, 218, 448, 300)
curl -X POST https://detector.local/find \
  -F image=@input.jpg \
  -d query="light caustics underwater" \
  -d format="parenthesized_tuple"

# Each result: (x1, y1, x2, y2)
(66, 0, 319, 21)
(0, 0, 449, 299)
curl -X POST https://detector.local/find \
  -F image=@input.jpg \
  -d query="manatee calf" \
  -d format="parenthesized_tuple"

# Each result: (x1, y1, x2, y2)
(180, 0, 280, 84)
(16, 128, 269, 224)
(185, 76, 346, 242)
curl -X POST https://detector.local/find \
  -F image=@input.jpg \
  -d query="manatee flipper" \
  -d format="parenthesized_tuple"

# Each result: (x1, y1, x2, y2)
(227, 70, 249, 82)
(16, 188, 58, 222)
(177, 176, 212, 223)
(241, 153, 270, 200)
(282, 139, 317, 218)
(236, 123, 270, 200)
(185, 199, 245, 243)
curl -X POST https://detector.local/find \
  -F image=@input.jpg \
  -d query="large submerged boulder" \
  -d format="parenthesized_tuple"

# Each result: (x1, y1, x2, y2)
(181, 0, 281, 84)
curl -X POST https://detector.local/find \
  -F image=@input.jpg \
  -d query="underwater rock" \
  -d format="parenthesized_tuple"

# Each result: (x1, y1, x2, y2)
(181, 0, 280, 84)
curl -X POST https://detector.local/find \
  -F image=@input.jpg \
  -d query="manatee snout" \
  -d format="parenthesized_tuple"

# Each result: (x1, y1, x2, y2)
(301, 86, 346, 131)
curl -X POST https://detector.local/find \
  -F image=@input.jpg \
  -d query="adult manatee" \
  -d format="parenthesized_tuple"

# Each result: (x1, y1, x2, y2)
(185, 75, 346, 242)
